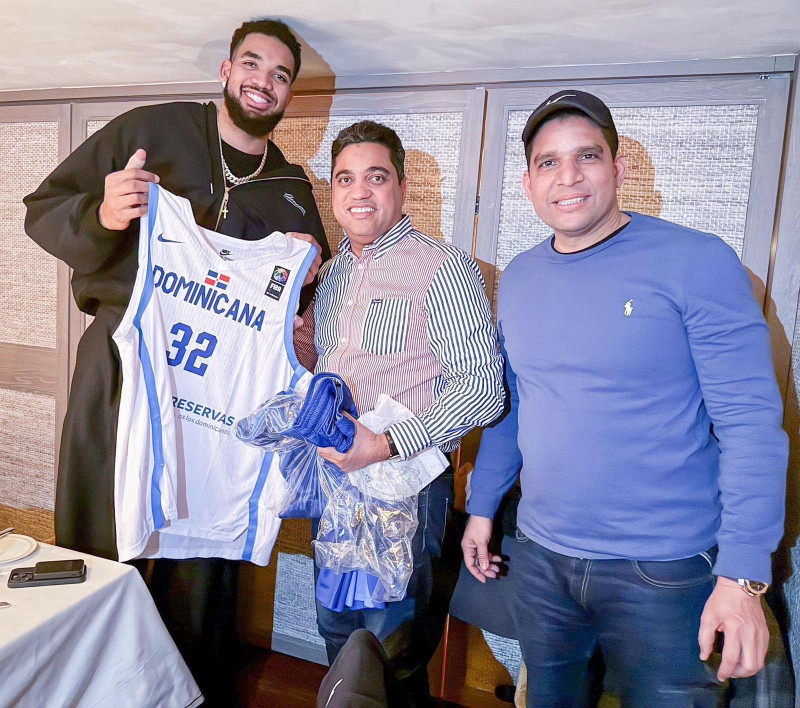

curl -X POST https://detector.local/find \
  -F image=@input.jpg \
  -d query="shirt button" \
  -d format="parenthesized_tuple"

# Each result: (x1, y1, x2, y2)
(358, 264, 365, 270)
(347, 300, 353, 306)
(340, 337, 348, 343)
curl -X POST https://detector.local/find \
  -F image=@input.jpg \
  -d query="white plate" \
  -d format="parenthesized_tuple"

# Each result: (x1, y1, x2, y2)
(0, 535, 38, 564)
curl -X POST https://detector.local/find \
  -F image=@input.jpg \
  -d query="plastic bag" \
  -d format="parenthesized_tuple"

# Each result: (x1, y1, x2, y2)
(313, 484, 417, 604)
(236, 373, 422, 603)
(350, 395, 449, 501)
(236, 389, 346, 519)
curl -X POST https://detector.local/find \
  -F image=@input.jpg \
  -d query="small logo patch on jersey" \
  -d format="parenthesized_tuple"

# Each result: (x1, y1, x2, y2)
(624, 299, 634, 317)
(283, 193, 306, 215)
(265, 266, 290, 301)
(272, 266, 289, 284)
(219, 248, 233, 261)
(204, 270, 230, 290)
(157, 234, 182, 244)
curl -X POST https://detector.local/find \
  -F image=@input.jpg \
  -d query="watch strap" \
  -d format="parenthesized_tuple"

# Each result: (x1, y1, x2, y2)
(384, 429, 401, 460)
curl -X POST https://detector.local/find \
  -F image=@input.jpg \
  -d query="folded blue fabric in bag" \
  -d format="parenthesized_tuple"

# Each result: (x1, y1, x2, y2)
(235, 390, 301, 449)
(316, 567, 384, 611)
(278, 373, 354, 518)
(237, 372, 387, 610)
(292, 374, 386, 611)
(275, 447, 332, 518)
(286, 373, 357, 452)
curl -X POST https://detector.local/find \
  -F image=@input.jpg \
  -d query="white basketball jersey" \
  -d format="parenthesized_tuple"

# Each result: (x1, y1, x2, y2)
(112, 184, 314, 564)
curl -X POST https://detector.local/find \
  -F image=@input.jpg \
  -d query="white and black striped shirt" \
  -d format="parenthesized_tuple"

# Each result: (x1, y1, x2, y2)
(297, 216, 504, 459)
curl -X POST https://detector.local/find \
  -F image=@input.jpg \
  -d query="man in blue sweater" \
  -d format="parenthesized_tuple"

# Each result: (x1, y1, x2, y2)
(461, 90, 788, 705)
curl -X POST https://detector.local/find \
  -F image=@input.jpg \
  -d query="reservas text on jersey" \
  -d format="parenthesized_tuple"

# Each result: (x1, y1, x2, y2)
(172, 396, 235, 427)
(152, 265, 268, 331)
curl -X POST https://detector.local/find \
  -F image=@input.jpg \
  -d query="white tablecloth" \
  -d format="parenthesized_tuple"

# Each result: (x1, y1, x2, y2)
(0, 542, 203, 707)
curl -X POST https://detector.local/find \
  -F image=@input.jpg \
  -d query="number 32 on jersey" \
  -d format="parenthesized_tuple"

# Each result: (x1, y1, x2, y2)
(167, 321, 217, 376)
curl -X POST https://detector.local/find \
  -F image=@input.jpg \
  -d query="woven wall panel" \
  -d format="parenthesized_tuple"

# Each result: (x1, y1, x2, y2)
(0, 387, 55, 512)
(273, 112, 463, 251)
(272, 552, 326, 650)
(0, 120, 60, 348)
(493, 104, 759, 305)
(272, 523, 322, 662)
(463, 624, 515, 692)
(87, 120, 107, 138)
(481, 630, 520, 685)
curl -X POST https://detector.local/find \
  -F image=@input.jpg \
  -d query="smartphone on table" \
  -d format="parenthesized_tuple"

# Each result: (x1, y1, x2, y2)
(7, 559, 87, 588)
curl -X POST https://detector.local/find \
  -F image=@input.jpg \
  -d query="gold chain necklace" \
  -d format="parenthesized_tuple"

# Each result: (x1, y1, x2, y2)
(221, 141, 269, 186)
(218, 136, 269, 221)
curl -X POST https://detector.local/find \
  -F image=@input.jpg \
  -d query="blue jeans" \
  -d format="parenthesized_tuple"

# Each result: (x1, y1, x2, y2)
(314, 471, 459, 706)
(509, 531, 722, 707)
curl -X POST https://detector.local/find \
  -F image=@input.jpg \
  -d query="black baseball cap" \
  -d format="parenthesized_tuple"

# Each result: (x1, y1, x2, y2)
(521, 90, 618, 155)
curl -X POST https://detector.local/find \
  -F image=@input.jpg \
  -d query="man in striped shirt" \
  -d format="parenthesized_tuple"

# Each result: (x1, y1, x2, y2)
(296, 120, 504, 705)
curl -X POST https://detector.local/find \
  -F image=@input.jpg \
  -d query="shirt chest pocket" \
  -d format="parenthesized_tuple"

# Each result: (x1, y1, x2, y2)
(361, 298, 411, 356)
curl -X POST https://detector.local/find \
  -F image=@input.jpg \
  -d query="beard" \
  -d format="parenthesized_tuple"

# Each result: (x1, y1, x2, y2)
(223, 85, 285, 137)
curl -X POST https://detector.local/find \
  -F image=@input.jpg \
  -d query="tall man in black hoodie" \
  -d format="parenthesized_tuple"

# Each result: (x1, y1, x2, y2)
(24, 18, 329, 704)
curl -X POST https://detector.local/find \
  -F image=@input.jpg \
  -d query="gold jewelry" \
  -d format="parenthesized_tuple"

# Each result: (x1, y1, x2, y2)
(221, 141, 269, 186)
(736, 578, 769, 597)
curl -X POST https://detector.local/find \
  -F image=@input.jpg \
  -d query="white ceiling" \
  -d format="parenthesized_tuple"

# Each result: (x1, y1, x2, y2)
(1, 0, 799, 93)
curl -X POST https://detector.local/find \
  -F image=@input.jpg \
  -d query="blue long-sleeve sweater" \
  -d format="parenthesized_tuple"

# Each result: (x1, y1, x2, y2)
(467, 213, 787, 583)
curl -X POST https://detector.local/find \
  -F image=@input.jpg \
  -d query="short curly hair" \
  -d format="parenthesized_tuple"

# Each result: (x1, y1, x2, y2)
(229, 18, 302, 82)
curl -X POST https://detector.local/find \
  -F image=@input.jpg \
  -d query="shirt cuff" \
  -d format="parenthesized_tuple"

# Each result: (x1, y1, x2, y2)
(712, 543, 773, 584)
(465, 490, 504, 520)
(386, 417, 432, 460)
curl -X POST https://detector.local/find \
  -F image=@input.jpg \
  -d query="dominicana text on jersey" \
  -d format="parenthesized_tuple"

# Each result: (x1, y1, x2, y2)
(112, 183, 316, 564)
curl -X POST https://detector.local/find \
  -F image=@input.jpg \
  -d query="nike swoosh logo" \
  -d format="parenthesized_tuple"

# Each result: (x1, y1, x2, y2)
(157, 234, 182, 243)
(546, 94, 576, 106)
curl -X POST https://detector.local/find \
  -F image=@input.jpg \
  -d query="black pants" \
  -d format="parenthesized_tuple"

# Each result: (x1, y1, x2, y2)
(130, 557, 240, 707)
(314, 472, 462, 707)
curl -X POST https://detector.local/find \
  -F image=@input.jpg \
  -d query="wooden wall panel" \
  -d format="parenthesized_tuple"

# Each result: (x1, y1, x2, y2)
(0, 103, 69, 541)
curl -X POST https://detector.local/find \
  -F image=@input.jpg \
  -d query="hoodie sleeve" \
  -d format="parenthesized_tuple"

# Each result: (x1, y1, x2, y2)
(24, 111, 141, 276)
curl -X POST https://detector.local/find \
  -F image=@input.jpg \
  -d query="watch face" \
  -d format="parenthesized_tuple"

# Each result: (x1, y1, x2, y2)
(742, 579, 769, 596)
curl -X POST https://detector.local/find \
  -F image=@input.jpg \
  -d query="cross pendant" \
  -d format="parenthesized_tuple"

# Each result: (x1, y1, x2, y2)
(221, 189, 230, 220)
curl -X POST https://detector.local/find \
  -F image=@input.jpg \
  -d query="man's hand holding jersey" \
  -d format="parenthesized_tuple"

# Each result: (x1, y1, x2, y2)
(99, 149, 159, 231)
(286, 231, 322, 284)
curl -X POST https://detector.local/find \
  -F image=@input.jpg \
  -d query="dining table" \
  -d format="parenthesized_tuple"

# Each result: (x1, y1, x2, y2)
(0, 538, 202, 707)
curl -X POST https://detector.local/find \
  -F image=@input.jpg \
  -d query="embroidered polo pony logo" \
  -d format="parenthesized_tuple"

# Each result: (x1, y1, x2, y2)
(624, 299, 634, 317)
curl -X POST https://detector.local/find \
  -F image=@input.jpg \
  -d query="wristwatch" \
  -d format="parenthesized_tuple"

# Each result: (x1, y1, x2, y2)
(384, 429, 401, 460)
(736, 578, 769, 597)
